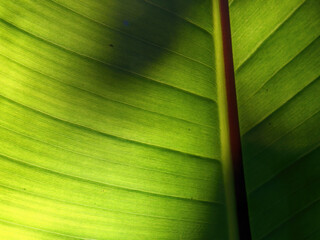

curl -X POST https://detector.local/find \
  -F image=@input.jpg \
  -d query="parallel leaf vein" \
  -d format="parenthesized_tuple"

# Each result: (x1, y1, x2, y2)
(0, 152, 222, 204)
(0, 94, 218, 162)
(48, 0, 214, 69)
(234, 0, 307, 71)
(244, 74, 320, 135)
(0, 18, 216, 102)
(0, 184, 211, 224)
(0, 52, 217, 129)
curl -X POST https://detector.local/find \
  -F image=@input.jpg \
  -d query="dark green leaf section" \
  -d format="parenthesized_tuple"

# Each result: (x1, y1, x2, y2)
(229, 0, 320, 239)
(0, 0, 229, 239)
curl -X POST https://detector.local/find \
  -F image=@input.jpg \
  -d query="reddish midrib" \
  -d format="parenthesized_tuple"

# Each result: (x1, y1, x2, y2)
(219, 0, 252, 239)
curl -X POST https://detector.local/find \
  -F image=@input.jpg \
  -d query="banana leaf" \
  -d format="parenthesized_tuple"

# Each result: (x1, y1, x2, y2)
(0, 0, 319, 239)
(230, 0, 320, 239)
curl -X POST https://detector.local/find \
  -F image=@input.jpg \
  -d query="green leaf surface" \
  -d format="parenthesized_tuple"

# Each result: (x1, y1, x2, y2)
(0, 0, 229, 239)
(1, 0, 319, 239)
(229, 0, 320, 239)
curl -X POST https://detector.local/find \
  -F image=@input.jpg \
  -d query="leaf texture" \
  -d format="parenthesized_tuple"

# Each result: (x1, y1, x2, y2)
(1, 0, 318, 239)
(229, 0, 320, 239)
(0, 0, 229, 239)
